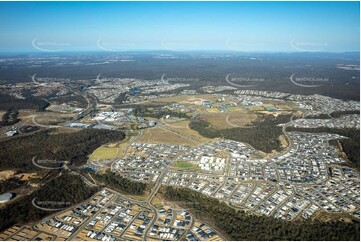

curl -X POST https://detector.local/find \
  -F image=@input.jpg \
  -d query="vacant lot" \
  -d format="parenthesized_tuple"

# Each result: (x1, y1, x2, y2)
(162, 120, 214, 143)
(89, 147, 119, 160)
(32, 112, 77, 125)
(0, 170, 16, 181)
(200, 112, 257, 129)
(89, 133, 136, 160)
(90, 132, 147, 160)
(148, 95, 219, 105)
(248, 106, 265, 111)
(277, 104, 294, 111)
(173, 161, 198, 170)
(138, 127, 198, 146)
(262, 100, 297, 109)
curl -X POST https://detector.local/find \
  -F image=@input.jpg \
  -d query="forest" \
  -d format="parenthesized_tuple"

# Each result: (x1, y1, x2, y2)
(330, 110, 360, 118)
(0, 93, 49, 111)
(0, 129, 125, 171)
(189, 114, 290, 153)
(0, 178, 26, 194)
(163, 186, 360, 241)
(132, 105, 189, 119)
(93, 170, 147, 195)
(0, 109, 19, 126)
(2, 52, 359, 101)
(0, 173, 98, 232)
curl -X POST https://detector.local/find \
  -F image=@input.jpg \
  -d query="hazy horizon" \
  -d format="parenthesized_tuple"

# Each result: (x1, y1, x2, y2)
(0, 1, 359, 53)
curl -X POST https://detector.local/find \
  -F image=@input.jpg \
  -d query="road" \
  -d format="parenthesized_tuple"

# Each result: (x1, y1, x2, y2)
(225, 114, 255, 128)
(110, 130, 144, 172)
(31, 114, 62, 128)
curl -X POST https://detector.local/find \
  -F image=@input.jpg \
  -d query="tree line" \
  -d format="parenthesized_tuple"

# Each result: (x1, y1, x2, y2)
(0, 173, 99, 232)
(93, 170, 147, 195)
(0, 129, 125, 171)
(0, 109, 19, 126)
(132, 105, 189, 119)
(189, 114, 290, 153)
(0, 178, 26, 194)
(0, 93, 49, 111)
(163, 186, 360, 241)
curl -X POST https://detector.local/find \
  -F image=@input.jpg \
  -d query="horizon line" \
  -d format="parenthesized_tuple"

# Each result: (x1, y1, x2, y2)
(0, 49, 360, 55)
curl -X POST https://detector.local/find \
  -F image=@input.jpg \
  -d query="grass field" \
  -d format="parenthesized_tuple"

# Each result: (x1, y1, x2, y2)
(163, 120, 215, 143)
(49, 127, 81, 134)
(199, 111, 257, 129)
(127, 193, 148, 201)
(248, 106, 265, 111)
(46, 104, 79, 113)
(151, 195, 164, 208)
(138, 127, 199, 146)
(89, 131, 140, 160)
(206, 108, 220, 113)
(89, 147, 119, 160)
(227, 106, 244, 112)
(148, 94, 219, 105)
(32, 112, 77, 125)
(173, 161, 198, 170)
(277, 105, 294, 110)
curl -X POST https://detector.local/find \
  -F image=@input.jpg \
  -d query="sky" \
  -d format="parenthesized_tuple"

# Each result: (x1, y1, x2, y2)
(0, 1, 359, 52)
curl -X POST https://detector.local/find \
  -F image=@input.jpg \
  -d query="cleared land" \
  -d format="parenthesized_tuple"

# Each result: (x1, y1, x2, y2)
(0, 170, 16, 181)
(89, 133, 136, 160)
(32, 112, 77, 125)
(161, 120, 214, 143)
(148, 95, 219, 105)
(173, 161, 198, 170)
(0, 110, 40, 139)
(89, 147, 119, 160)
(46, 104, 80, 114)
(248, 106, 265, 111)
(263, 100, 298, 109)
(200, 112, 257, 129)
(138, 127, 199, 146)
